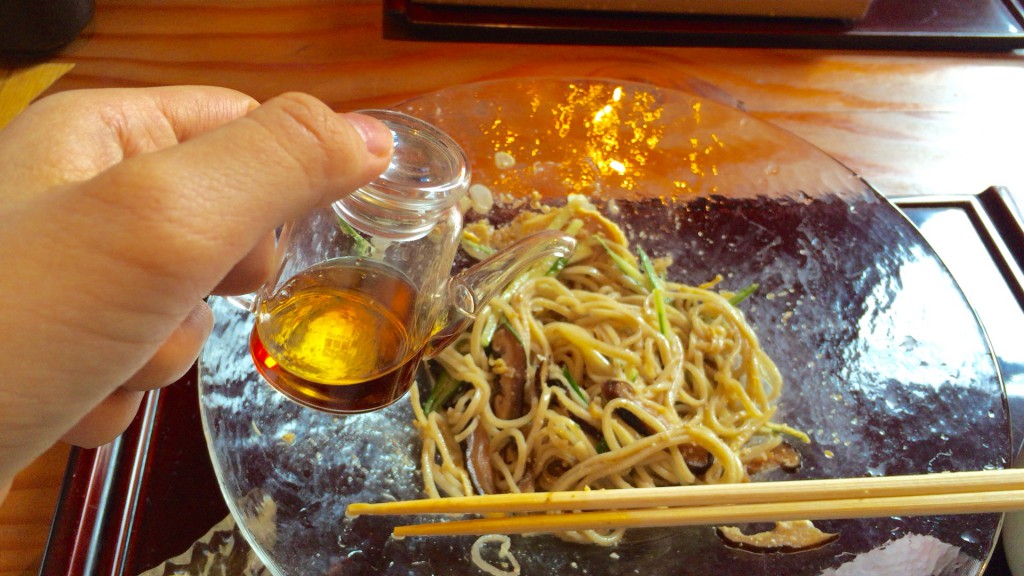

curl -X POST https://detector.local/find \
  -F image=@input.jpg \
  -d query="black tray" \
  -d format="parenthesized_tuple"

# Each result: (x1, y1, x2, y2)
(383, 0, 1024, 51)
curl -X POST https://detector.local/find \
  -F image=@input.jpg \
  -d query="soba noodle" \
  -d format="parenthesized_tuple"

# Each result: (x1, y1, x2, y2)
(411, 194, 804, 546)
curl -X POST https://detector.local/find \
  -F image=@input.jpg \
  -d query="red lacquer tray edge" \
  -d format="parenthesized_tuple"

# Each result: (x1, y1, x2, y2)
(40, 385, 166, 576)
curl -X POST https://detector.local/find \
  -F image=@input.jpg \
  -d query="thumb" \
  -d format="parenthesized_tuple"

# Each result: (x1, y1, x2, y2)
(69, 91, 393, 312)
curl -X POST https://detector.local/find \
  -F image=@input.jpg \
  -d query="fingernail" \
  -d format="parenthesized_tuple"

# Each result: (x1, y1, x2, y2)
(342, 112, 394, 157)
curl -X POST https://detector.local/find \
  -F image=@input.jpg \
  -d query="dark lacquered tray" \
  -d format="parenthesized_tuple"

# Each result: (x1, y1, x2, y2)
(40, 188, 1024, 576)
(383, 0, 1024, 51)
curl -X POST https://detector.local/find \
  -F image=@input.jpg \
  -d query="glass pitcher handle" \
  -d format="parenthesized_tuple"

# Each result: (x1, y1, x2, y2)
(224, 293, 257, 313)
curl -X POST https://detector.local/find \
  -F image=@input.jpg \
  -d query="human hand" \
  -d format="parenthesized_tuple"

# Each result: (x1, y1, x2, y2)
(0, 86, 393, 491)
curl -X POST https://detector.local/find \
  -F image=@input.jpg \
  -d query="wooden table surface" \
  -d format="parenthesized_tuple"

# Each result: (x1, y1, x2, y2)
(2, 1, 1023, 574)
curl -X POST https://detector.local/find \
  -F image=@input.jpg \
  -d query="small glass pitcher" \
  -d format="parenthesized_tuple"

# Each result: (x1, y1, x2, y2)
(229, 110, 575, 414)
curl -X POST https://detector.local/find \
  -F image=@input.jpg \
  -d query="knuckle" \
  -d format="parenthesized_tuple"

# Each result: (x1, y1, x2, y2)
(264, 92, 338, 157)
(255, 92, 364, 193)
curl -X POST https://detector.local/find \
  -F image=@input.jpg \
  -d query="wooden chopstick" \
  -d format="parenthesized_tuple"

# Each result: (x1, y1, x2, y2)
(348, 468, 1024, 516)
(343, 469, 1024, 538)
(390, 489, 1024, 538)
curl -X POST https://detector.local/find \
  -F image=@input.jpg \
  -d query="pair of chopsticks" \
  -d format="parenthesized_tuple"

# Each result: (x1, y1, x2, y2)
(345, 468, 1024, 538)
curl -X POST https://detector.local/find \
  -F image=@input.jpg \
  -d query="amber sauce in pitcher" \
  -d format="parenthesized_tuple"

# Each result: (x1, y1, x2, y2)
(249, 257, 427, 413)
(238, 110, 570, 414)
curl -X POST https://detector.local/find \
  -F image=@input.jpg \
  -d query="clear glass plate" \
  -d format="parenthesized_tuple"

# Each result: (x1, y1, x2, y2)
(198, 77, 1010, 576)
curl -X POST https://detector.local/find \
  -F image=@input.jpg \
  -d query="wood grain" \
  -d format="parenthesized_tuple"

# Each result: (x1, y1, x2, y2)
(0, 443, 69, 576)
(43, 1, 1024, 198)
(1, 0, 1023, 573)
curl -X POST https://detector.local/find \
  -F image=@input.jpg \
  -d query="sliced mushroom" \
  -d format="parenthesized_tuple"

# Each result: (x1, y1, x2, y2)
(772, 442, 802, 473)
(679, 444, 714, 477)
(746, 442, 802, 476)
(568, 413, 602, 439)
(600, 379, 637, 401)
(466, 425, 496, 495)
(601, 380, 656, 434)
(490, 324, 528, 420)
(716, 520, 839, 554)
(516, 469, 535, 493)
(601, 380, 714, 477)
